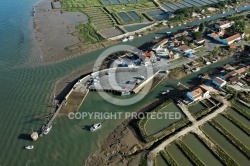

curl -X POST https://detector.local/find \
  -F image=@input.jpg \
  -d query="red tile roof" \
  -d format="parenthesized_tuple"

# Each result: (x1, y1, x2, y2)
(236, 67, 246, 74)
(227, 33, 241, 42)
(143, 51, 154, 57)
(213, 77, 225, 84)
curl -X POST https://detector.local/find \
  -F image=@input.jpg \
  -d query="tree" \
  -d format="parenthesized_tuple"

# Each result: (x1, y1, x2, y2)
(199, 22, 205, 32)
(193, 32, 203, 39)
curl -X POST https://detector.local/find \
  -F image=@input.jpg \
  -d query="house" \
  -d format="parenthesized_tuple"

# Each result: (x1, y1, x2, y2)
(207, 32, 243, 45)
(226, 33, 242, 45)
(215, 20, 234, 29)
(191, 26, 199, 32)
(174, 31, 188, 38)
(229, 76, 239, 84)
(212, 77, 227, 87)
(235, 67, 247, 77)
(186, 85, 210, 101)
(194, 38, 205, 45)
(142, 51, 156, 66)
(152, 38, 168, 51)
(175, 45, 193, 54)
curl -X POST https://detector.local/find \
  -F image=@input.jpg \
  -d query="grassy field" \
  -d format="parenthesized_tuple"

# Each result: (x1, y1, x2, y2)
(76, 23, 104, 44)
(61, 0, 103, 7)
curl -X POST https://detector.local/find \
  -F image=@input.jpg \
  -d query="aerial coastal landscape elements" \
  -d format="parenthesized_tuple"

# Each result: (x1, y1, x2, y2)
(1, 0, 250, 166)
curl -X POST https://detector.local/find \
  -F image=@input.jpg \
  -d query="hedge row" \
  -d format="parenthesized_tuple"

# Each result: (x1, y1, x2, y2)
(201, 127, 238, 166)
(223, 113, 250, 136)
(176, 140, 205, 166)
(211, 120, 250, 159)
(160, 150, 178, 166)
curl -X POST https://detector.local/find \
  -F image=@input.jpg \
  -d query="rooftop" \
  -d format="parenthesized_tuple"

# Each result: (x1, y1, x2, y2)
(213, 77, 226, 84)
(226, 33, 241, 42)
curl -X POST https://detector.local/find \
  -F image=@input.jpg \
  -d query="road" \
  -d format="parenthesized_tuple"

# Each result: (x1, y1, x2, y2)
(147, 96, 230, 166)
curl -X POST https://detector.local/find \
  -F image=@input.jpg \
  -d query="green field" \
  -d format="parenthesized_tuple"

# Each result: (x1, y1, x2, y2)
(182, 134, 223, 166)
(201, 123, 249, 165)
(76, 23, 104, 44)
(214, 115, 250, 149)
(144, 102, 185, 135)
(166, 143, 193, 166)
(61, 0, 103, 8)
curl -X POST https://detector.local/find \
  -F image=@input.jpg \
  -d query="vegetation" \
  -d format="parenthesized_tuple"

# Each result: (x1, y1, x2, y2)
(76, 23, 104, 44)
(139, 156, 147, 166)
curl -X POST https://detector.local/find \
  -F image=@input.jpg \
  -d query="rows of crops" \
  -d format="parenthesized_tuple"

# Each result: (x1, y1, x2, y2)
(79, 7, 115, 30)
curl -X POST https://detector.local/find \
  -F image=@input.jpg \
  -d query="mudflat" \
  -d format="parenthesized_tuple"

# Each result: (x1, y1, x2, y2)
(33, 0, 88, 62)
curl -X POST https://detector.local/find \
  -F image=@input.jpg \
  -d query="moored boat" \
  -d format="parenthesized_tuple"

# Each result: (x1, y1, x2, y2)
(25, 145, 34, 150)
(90, 123, 101, 131)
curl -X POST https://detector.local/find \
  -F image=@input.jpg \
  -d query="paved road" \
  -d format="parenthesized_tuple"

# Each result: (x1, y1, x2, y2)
(147, 96, 229, 166)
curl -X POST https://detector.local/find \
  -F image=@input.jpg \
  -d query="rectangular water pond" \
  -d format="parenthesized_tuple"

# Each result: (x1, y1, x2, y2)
(110, 0, 120, 4)
(226, 107, 250, 129)
(123, 23, 152, 32)
(167, 143, 193, 166)
(102, 0, 111, 5)
(119, 0, 128, 4)
(127, 11, 141, 21)
(155, 152, 169, 166)
(201, 0, 213, 4)
(188, 101, 207, 114)
(182, 134, 223, 166)
(201, 123, 249, 165)
(179, 1, 193, 7)
(118, 12, 133, 22)
(144, 102, 185, 135)
(202, 99, 214, 108)
(147, 9, 165, 16)
(214, 115, 250, 149)
(233, 100, 250, 112)
(160, 4, 174, 12)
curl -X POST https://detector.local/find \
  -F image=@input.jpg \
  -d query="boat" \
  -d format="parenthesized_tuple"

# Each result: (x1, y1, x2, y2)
(43, 125, 52, 135)
(122, 38, 128, 42)
(25, 145, 34, 150)
(161, 90, 170, 95)
(128, 36, 134, 41)
(121, 91, 130, 96)
(90, 123, 101, 131)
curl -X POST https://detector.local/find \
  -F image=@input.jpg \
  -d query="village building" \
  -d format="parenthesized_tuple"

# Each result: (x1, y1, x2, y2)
(152, 38, 168, 51)
(212, 77, 227, 87)
(186, 85, 210, 101)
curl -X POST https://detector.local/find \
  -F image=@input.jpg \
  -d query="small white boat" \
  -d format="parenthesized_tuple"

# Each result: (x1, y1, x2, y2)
(161, 90, 170, 95)
(90, 123, 101, 131)
(25, 145, 34, 150)
(122, 38, 128, 42)
(121, 91, 130, 96)
(128, 36, 134, 41)
(43, 125, 52, 135)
